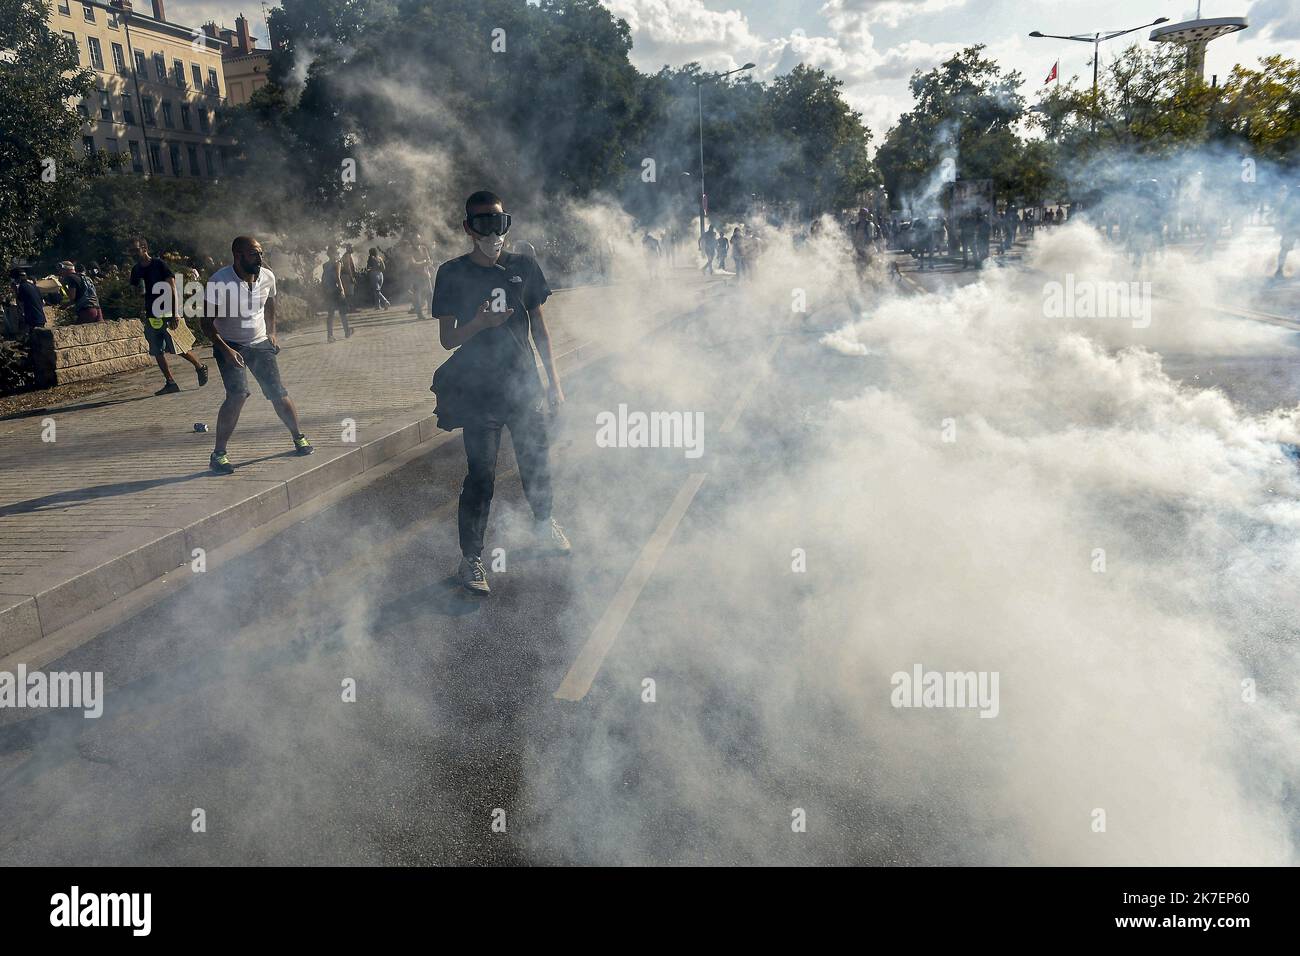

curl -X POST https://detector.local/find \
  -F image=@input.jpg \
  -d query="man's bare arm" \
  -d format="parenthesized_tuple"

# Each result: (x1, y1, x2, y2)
(202, 289, 244, 367)
(437, 299, 510, 351)
(167, 275, 181, 328)
(529, 304, 563, 404)
(528, 304, 559, 388)
(266, 295, 277, 341)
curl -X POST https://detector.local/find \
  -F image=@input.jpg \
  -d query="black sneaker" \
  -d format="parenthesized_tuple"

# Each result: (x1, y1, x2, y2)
(196, 364, 209, 387)
(210, 451, 235, 475)
(457, 556, 490, 594)
(293, 434, 315, 456)
(155, 380, 180, 396)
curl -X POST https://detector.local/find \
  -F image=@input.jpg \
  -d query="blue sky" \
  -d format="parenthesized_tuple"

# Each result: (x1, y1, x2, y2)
(168, 0, 1300, 138)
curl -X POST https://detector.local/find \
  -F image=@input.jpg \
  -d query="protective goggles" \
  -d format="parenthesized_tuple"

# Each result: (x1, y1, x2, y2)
(466, 211, 512, 237)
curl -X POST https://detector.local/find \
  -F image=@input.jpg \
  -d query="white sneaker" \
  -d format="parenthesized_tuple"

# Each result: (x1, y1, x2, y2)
(457, 556, 490, 594)
(536, 518, 572, 555)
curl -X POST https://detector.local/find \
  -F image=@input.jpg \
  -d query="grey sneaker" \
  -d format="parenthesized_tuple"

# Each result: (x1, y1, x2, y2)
(457, 556, 490, 594)
(536, 518, 572, 555)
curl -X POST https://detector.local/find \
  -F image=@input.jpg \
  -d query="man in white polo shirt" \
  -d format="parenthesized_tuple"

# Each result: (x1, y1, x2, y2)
(202, 236, 314, 475)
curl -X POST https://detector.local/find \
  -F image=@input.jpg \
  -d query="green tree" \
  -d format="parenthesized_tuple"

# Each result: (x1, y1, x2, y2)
(0, 0, 112, 268)
(876, 45, 1026, 209)
(764, 65, 875, 216)
(1030, 44, 1218, 158)
(41, 177, 231, 268)
(1220, 56, 1300, 167)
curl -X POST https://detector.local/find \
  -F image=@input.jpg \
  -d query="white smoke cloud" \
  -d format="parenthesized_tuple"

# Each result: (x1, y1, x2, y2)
(522, 216, 1300, 864)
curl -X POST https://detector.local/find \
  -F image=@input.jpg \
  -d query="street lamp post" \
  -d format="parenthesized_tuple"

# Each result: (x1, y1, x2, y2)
(1029, 18, 1168, 134)
(694, 62, 755, 242)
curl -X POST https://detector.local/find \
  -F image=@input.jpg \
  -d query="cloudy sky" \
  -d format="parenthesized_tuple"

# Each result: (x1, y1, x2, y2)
(168, 0, 1300, 138)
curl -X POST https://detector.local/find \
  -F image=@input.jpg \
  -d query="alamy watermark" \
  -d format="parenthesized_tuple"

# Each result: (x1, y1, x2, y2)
(595, 404, 704, 459)
(1042, 275, 1151, 329)
(890, 664, 999, 718)
(50, 887, 150, 936)
(0, 665, 103, 718)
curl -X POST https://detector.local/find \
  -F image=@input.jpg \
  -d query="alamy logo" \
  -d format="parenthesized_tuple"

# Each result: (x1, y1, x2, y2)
(890, 664, 1000, 718)
(595, 404, 704, 459)
(50, 886, 151, 936)
(0, 665, 103, 718)
(1042, 275, 1152, 329)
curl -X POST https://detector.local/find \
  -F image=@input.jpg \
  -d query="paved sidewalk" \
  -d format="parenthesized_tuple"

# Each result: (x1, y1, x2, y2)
(0, 271, 727, 655)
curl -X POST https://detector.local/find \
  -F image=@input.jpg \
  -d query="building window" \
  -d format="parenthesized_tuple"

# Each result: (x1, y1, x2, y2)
(141, 96, 155, 126)
(62, 31, 78, 64)
(204, 147, 216, 176)
(192, 63, 203, 88)
(106, 140, 120, 163)
(153, 53, 166, 81)
(161, 101, 174, 128)
(99, 89, 111, 122)
(187, 145, 199, 177)
(207, 68, 219, 94)
(128, 140, 143, 172)
(168, 143, 182, 177)
(82, 136, 95, 156)
(121, 94, 135, 125)
(58, 1, 70, 14)
(173, 59, 185, 87)
(112, 43, 126, 74)
(77, 99, 90, 119)
(87, 36, 103, 71)
(107, 11, 119, 29)
(81, 3, 94, 23)
(134, 50, 147, 77)
(180, 104, 192, 131)
(197, 106, 209, 132)
(148, 142, 162, 173)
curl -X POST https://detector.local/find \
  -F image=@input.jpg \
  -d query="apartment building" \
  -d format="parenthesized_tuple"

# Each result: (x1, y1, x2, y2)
(211, 14, 271, 107)
(48, 0, 234, 178)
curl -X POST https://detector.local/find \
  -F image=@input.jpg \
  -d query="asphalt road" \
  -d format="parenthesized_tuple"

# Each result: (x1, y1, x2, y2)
(4, 252, 1295, 866)
(0, 282, 912, 866)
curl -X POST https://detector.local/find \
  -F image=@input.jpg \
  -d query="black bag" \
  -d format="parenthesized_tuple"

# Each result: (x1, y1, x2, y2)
(430, 263, 544, 431)
(430, 346, 488, 432)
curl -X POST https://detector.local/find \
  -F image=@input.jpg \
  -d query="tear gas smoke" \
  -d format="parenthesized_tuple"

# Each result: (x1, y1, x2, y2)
(518, 215, 1299, 865)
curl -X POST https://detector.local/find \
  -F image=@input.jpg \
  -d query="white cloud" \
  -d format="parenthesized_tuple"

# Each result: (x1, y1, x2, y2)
(821, 0, 969, 32)
(160, 1, 270, 42)
(1247, 0, 1300, 42)
(603, 0, 765, 70)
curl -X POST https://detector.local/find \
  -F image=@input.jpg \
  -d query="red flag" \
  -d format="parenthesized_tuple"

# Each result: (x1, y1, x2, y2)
(1044, 61, 1058, 85)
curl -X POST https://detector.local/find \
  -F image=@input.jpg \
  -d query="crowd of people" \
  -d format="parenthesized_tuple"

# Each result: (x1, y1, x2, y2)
(695, 225, 757, 277)
(7, 177, 1300, 598)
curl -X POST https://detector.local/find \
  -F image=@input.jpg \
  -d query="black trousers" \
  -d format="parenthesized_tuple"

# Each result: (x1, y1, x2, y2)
(458, 403, 553, 559)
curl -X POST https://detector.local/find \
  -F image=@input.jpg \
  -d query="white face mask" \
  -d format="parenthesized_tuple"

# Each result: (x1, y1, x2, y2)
(475, 233, 505, 260)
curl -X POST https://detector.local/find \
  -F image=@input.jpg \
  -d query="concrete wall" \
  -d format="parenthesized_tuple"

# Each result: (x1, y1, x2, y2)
(24, 292, 309, 388)
(27, 319, 154, 387)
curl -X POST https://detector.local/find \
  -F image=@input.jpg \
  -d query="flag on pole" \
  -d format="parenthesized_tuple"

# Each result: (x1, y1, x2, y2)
(1044, 61, 1058, 85)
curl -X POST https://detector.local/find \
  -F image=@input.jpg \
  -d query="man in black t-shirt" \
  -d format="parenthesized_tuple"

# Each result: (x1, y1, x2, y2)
(432, 190, 571, 594)
(9, 270, 46, 331)
(128, 237, 207, 396)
